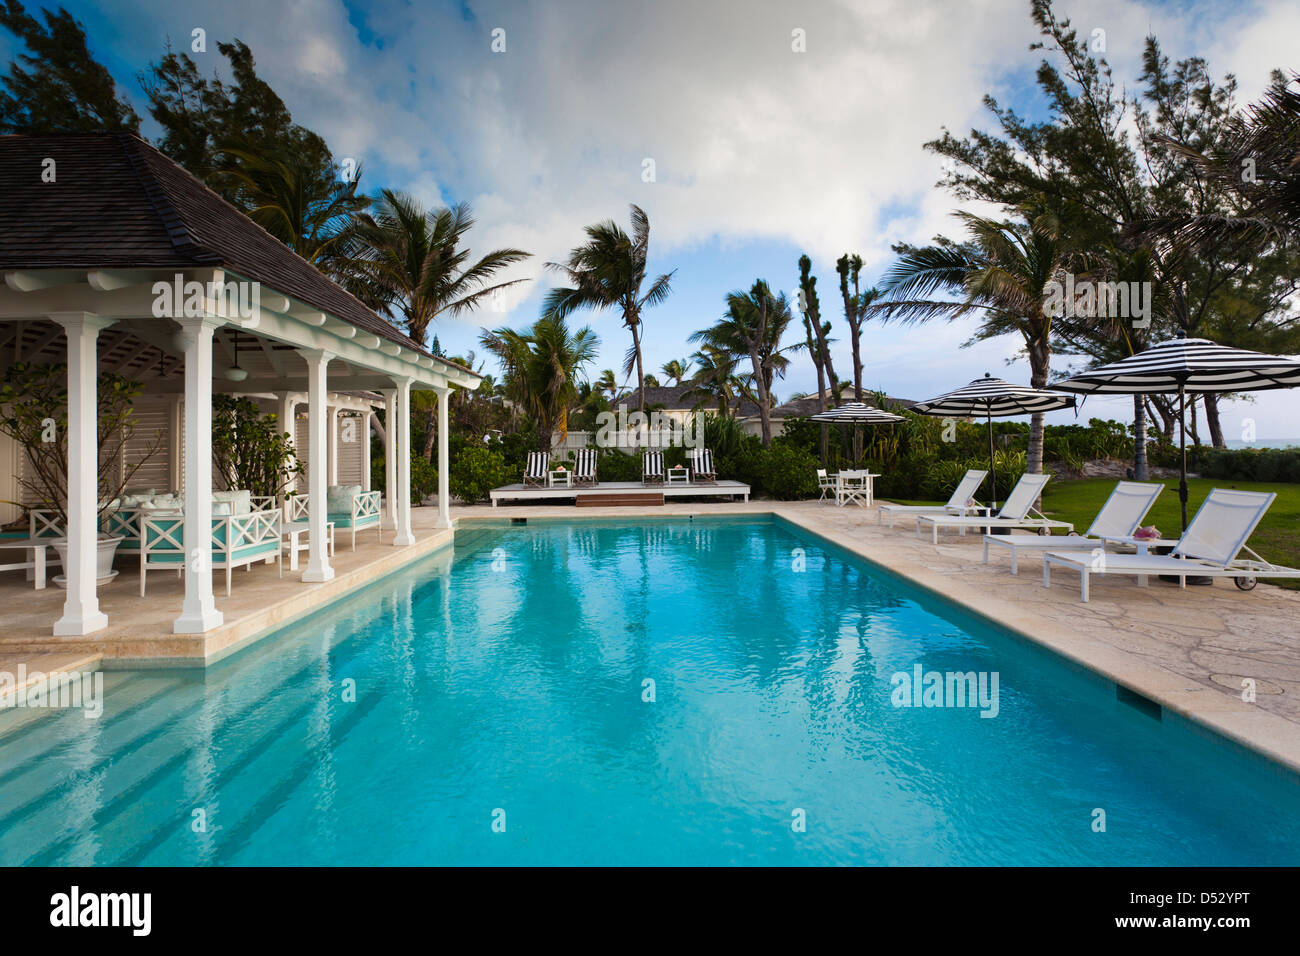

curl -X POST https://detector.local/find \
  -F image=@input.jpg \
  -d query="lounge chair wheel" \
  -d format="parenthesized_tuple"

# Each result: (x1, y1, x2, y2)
(1234, 576, 1257, 591)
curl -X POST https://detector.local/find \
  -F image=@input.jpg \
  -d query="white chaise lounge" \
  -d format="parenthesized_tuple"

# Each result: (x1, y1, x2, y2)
(915, 472, 1070, 544)
(983, 480, 1163, 574)
(877, 469, 988, 528)
(1042, 488, 1300, 602)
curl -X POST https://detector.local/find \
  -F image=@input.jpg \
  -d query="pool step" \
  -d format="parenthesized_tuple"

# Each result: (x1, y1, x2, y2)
(576, 492, 664, 507)
(6, 625, 382, 865)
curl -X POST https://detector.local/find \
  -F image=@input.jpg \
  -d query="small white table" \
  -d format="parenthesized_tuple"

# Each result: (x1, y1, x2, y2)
(666, 467, 691, 486)
(0, 538, 49, 589)
(548, 470, 572, 488)
(835, 471, 878, 507)
(284, 520, 335, 571)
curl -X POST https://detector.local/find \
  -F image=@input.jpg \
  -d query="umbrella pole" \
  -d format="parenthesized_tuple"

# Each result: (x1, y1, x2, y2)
(1179, 383, 1189, 532)
(987, 407, 998, 511)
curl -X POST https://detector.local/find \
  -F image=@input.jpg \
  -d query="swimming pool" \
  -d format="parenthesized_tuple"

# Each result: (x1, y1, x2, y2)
(1, 516, 1296, 865)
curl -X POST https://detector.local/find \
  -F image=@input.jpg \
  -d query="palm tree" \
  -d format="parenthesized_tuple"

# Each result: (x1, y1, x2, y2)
(691, 280, 795, 446)
(221, 148, 369, 275)
(872, 207, 1076, 474)
(661, 358, 692, 385)
(543, 204, 675, 415)
(684, 345, 741, 417)
(479, 315, 600, 449)
(347, 190, 532, 347)
(594, 368, 624, 404)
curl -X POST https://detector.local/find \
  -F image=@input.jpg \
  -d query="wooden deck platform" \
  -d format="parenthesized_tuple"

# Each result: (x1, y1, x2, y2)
(490, 480, 750, 507)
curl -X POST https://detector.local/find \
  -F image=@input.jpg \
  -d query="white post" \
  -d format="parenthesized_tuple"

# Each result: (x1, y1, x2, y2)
(168, 394, 182, 492)
(361, 411, 372, 493)
(393, 378, 415, 546)
(174, 316, 225, 634)
(301, 350, 335, 581)
(51, 312, 115, 636)
(326, 403, 340, 486)
(277, 392, 297, 518)
(382, 389, 397, 531)
(435, 385, 452, 529)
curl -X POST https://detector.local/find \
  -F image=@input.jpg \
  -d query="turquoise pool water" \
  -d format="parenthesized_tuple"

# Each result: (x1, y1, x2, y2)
(1, 516, 1297, 865)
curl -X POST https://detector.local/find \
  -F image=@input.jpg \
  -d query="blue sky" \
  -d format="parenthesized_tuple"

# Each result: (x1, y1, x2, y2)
(15, 0, 1300, 435)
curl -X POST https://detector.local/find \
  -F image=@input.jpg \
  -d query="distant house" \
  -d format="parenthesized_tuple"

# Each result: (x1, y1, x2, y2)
(621, 385, 761, 425)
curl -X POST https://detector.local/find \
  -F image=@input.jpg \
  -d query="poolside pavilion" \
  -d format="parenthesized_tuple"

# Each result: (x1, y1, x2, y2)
(0, 132, 480, 639)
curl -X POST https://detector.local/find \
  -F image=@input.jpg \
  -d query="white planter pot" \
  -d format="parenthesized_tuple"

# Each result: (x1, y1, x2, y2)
(50, 534, 123, 588)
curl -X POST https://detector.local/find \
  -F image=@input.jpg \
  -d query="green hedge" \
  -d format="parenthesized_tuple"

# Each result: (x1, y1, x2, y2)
(1196, 447, 1300, 483)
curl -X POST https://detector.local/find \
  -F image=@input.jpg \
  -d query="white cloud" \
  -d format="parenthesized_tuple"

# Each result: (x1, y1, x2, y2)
(102, 0, 1300, 432)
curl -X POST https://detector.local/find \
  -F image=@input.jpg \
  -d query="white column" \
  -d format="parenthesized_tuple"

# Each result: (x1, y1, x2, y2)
(167, 394, 183, 492)
(393, 378, 415, 546)
(435, 386, 452, 529)
(382, 388, 398, 532)
(361, 411, 372, 493)
(51, 312, 115, 637)
(326, 404, 340, 486)
(174, 316, 225, 634)
(301, 350, 335, 581)
(277, 392, 297, 517)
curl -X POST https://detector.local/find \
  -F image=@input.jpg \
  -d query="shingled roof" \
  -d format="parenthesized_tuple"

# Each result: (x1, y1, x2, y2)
(622, 384, 762, 418)
(0, 132, 475, 378)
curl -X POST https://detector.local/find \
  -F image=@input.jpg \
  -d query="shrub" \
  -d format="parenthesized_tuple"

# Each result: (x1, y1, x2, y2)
(921, 459, 974, 501)
(410, 454, 439, 504)
(595, 448, 642, 481)
(449, 446, 506, 503)
(1196, 447, 1300, 483)
(761, 443, 820, 499)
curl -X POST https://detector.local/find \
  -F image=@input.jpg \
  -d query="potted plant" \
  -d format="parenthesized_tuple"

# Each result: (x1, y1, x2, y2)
(0, 362, 163, 586)
(211, 395, 302, 498)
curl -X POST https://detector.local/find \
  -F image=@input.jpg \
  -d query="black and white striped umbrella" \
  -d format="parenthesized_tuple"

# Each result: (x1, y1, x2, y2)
(910, 375, 1075, 508)
(1053, 336, 1300, 394)
(808, 402, 906, 424)
(1055, 335, 1300, 528)
(809, 402, 904, 469)
(910, 374, 1077, 417)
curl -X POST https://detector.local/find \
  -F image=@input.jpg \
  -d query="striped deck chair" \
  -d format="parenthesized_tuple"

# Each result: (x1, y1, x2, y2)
(573, 448, 598, 486)
(523, 451, 549, 487)
(642, 452, 665, 485)
(690, 447, 717, 483)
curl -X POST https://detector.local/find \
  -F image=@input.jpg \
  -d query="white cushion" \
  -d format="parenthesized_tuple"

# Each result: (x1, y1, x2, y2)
(327, 484, 361, 513)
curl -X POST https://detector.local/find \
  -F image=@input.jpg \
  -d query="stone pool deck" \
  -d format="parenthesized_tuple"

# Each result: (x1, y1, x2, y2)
(459, 498, 1300, 774)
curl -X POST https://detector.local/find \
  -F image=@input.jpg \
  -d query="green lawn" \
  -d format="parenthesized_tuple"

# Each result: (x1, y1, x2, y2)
(886, 476, 1300, 590)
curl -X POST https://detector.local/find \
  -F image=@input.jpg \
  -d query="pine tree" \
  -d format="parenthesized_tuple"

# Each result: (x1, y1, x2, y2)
(0, 1, 140, 133)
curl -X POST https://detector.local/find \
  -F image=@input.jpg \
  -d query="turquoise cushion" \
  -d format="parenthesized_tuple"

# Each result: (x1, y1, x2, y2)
(330, 512, 379, 529)
(221, 540, 279, 563)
